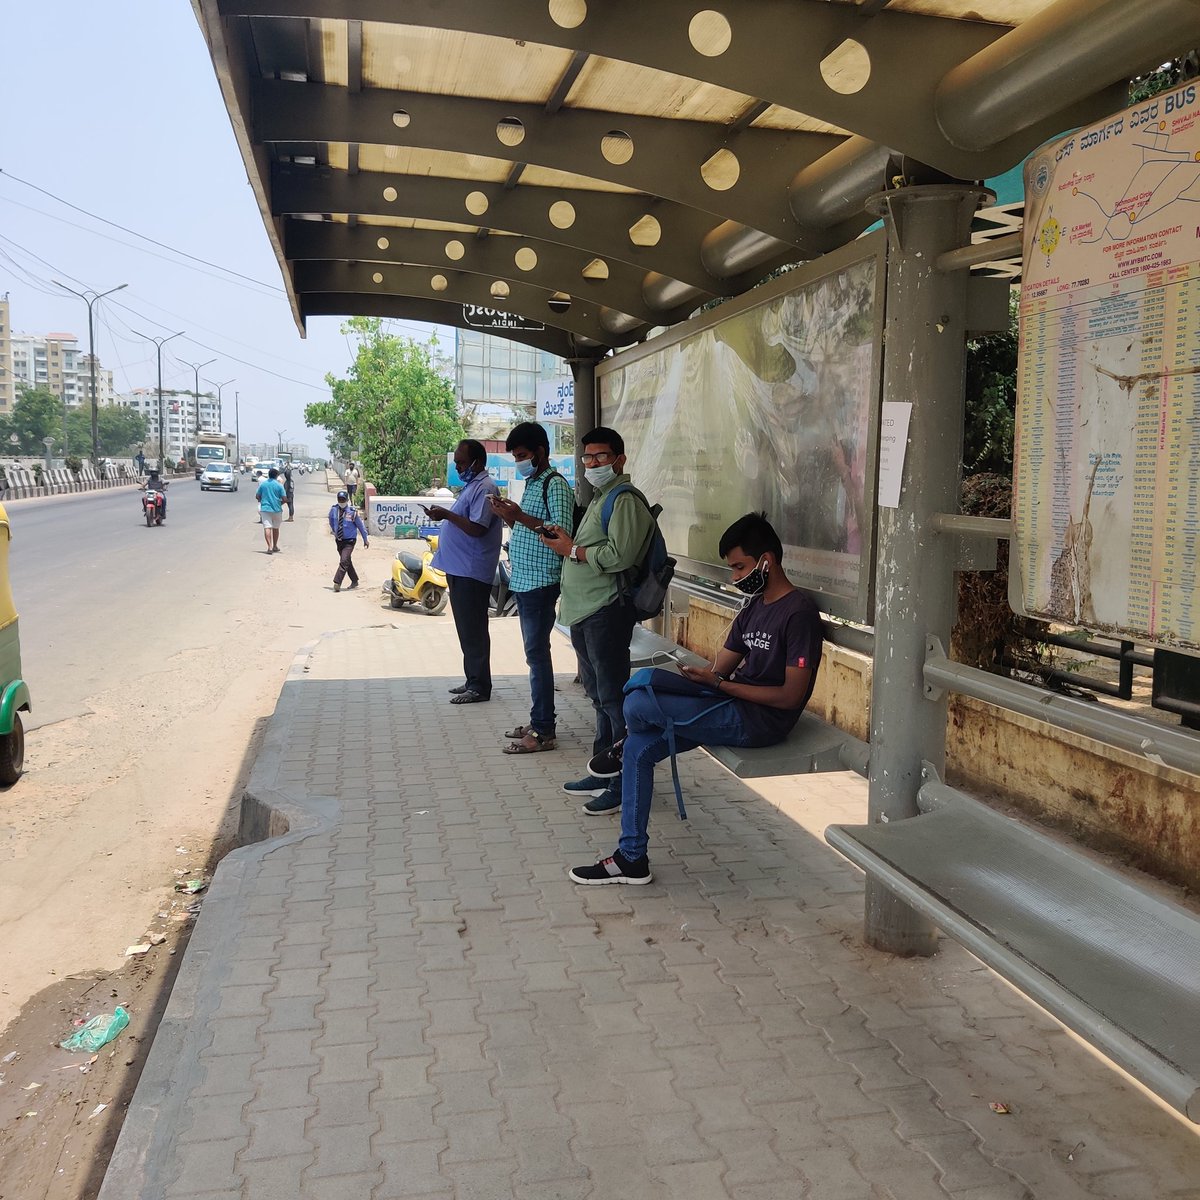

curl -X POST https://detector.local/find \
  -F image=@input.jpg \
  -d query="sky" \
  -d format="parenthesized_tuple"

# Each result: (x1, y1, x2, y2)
(0, 2, 454, 457)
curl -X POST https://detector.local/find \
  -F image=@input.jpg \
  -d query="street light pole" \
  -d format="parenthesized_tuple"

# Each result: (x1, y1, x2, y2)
(53, 281, 127, 464)
(134, 330, 184, 466)
(234, 391, 241, 468)
(182, 357, 216, 444)
(205, 377, 235, 436)
(276, 429, 287, 457)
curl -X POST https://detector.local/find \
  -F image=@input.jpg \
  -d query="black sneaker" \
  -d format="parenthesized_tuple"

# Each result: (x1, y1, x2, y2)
(569, 850, 652, 886)
(586, 740, 624, 779)
(582, 788, 621, 816)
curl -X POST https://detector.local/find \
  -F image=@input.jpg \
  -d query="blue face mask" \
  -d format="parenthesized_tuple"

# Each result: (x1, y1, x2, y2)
(515, 458, 537, 479)
(458, 465, 477, 484)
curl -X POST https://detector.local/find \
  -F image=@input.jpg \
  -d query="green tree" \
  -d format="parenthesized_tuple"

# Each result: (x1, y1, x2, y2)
(306, 317, 463, 495)
(963, 290, 1018, 476)
(0, 385, 63, 453)
(65, 405, 149, 456)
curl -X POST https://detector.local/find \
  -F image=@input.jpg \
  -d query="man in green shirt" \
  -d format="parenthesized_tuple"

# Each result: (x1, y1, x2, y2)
(539, 426, 655, 815)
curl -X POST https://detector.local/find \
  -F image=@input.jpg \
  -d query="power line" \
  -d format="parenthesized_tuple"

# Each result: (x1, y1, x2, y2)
(0, 232, 330, 394)
(0, 167, 285, 294)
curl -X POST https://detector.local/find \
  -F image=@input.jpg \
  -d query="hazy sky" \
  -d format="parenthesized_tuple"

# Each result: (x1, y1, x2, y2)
(0, 2, 453, 455)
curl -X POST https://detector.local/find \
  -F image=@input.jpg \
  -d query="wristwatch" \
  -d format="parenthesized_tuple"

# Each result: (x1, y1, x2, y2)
(569, 545, 582, 563)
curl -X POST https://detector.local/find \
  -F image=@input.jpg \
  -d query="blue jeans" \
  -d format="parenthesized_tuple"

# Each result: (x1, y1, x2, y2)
(514, 584, 560, 735)
(570, 599, 638, 756)
(618, 688, 754, 862)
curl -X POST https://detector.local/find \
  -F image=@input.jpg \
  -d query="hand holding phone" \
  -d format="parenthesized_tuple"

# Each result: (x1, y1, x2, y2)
(537, 525, 562, 540)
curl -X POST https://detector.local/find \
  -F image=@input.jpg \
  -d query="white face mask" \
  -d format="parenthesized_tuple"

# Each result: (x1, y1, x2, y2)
(337, 502, 348, 511)
(584, 464, 616, 488)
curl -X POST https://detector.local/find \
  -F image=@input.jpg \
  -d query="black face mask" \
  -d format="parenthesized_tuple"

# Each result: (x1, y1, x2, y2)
(732, 558, 769, 595)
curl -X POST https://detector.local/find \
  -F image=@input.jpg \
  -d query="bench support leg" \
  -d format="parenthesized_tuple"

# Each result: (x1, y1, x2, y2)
(862, 183, 991, 956)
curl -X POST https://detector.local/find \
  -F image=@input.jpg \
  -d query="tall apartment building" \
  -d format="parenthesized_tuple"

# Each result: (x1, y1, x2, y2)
(115, 388, 221, 463)
(0, 297, 13, 412)
(8, 328, 114, 411)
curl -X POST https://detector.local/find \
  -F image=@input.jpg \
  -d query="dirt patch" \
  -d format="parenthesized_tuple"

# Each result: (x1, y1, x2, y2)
(0, 838, 232, 1200)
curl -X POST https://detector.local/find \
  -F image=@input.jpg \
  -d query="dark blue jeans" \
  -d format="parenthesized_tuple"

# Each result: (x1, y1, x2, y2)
(514, 584, 560, 735)
(617, 688, 755, 862)
(570, 599, 638, 756)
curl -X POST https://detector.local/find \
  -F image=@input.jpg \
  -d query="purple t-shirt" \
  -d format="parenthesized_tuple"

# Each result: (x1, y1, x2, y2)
(724, 588, 823, 743)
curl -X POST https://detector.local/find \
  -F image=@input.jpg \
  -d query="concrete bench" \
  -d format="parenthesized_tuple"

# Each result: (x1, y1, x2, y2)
(555, 621, 868, 778)
(826, 780, 1200, 1123)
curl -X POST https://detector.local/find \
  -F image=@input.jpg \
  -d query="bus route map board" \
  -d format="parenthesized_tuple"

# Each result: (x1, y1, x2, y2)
(1013, 81, 1200, 653)
(597, 234, 884, 624)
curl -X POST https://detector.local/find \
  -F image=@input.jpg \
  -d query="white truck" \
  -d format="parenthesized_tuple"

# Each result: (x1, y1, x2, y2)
(194, 433, 237, 479)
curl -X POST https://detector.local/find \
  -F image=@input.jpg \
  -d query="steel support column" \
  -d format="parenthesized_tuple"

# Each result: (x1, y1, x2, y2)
(570, 357, 600, 508)
(863, 184, 990, 956)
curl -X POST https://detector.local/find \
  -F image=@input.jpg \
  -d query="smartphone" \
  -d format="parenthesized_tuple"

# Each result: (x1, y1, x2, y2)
(534, 526, 555, 539)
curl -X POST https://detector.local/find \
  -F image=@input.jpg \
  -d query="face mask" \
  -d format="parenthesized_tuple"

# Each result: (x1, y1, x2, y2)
(337, 502, 348, 511)
(732, 558, 769, 596)
(515, 458, 537, 480)
(458, 465, 477, 484)
(584, 465, 616, 488)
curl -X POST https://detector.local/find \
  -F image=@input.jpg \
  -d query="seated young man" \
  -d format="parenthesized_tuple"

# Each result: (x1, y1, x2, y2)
(569, 512, 823, 885)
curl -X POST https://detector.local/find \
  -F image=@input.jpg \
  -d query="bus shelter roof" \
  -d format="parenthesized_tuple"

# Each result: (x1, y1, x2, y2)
(192, 0, 1198, 358)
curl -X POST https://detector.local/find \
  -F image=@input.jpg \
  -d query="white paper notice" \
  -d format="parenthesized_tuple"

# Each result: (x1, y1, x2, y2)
(877, 401, 912, 508)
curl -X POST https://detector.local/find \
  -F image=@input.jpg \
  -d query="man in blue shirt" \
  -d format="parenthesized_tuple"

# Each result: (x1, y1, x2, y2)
(328, 489, 370, 591)
(427, 440, 502, 704)
(489, 422, 576, 753)
(255, 467, 287, 554)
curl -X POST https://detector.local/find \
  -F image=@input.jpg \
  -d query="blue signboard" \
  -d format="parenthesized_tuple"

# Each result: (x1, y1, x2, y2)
(447, 453, 576, 489)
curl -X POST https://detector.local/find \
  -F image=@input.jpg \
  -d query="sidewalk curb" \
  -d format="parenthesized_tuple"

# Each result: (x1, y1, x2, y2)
(96, 637, 342, 1200)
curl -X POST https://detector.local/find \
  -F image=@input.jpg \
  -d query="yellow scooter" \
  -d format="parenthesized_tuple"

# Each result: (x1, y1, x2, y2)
(386, 534, 448, 615)
(0, 503, 31, 784)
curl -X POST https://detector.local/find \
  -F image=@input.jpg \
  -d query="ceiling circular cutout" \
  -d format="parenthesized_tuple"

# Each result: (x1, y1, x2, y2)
(496, 117, 525, 147)
(689, 10, 732, 57)
(601, 131, 634, 165)
(376, 236, 390, 251)
(514, 246, 538, 272)
(628, 214, 662, 247)
(548, 0, 586, 30)
(445, 239, 466, 261)
(549, 200, 576, 229)
(383, 186, 398, 203)
(430, 274, 449, 292)
(700, 148, 740, 191)
(392, 110, 411, 128)
(465, 190, 489, 216)
(820, 39, 871, 95)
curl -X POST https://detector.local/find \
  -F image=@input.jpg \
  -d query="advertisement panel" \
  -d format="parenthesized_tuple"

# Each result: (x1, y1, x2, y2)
(536, 377, 575, 424)
(367, 496, 440, 538)
(597, 235, 884, 622)
(446, 453, 576, 490)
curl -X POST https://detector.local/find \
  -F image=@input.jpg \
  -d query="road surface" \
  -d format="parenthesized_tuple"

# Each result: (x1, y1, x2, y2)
(0, 473, 392, 1031)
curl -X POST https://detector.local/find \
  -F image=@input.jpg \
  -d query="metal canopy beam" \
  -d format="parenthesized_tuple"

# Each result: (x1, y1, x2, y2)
(218, 0, 1127, 177)
(292, 260, 630, 347)
(250, 79, 843, 243)
(282, 220, 706, 326)
(299, 292, 591, 359)
(269, 163, 803, 294)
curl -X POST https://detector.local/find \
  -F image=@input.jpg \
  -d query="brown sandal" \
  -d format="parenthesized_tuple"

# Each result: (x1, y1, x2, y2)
(504, 724, 532, 739)
(502, 730, 557, 754)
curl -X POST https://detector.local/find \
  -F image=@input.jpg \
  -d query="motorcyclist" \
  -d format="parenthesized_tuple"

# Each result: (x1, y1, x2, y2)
(145, 469, 168, 520)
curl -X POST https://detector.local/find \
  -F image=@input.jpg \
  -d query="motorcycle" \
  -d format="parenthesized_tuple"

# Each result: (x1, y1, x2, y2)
(142, 483, 166, 527)
(490, 544, 518, 617)
(386, 535, 448, 615)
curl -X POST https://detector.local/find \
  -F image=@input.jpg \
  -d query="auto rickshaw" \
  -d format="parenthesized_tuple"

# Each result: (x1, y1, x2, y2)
(0, 503, 31, 783)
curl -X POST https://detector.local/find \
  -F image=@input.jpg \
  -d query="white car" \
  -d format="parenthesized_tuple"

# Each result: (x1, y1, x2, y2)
(250, 460, 278, 483)
(199, 462, 239, 491)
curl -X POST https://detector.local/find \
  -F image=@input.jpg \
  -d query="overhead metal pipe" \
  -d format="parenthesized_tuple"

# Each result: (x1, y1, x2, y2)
(598, 308, 645, 336)
(789, 137, 895, 229)
(936, 231, 1023, 273)
(642, 272, 706, 312)
(936, 0, 1200, 152)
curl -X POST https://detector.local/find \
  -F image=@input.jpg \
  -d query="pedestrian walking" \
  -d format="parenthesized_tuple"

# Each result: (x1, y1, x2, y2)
(329, 489, 369, 591)
(283, 463, 295, 521)
(343, 461, 360, 503)
(488, 421, 575, 753)
(425, 440, 502, 704)
(256, 466, 287, 554)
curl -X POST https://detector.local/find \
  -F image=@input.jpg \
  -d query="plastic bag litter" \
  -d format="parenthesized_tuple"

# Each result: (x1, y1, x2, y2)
(60, 1007, 129, 1053)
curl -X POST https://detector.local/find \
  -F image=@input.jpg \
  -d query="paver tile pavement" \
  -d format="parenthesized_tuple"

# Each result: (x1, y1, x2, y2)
(101, 622, 1200, 1200)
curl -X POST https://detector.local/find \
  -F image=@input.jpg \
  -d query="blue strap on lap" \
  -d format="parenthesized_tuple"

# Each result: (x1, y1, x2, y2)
(624, 668, 733, 820)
